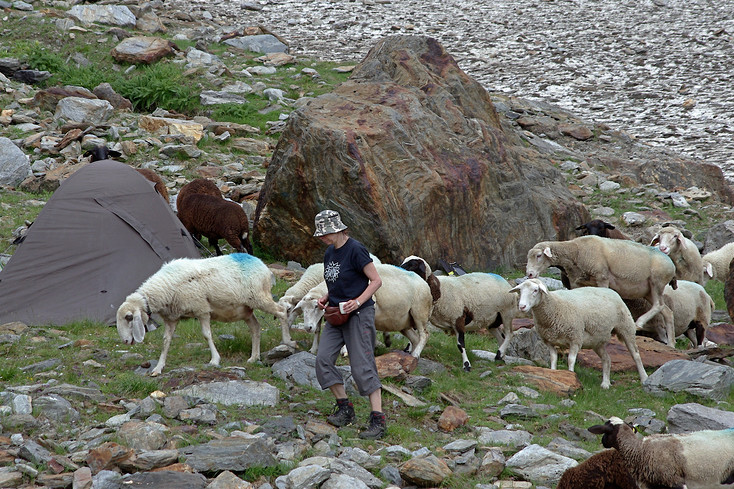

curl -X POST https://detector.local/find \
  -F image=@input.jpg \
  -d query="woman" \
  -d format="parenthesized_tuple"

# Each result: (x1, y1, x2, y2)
(313, 209, 386, 439)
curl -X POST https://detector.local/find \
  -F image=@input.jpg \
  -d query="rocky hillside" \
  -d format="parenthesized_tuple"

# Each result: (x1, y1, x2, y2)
(1, 2, 734, 489)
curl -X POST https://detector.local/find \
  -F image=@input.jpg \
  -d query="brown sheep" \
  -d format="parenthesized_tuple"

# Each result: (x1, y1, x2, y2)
(176, 178, 222, 204)
(135, 168, 169, 203)
(177, 193, 253, 255)
(556, 449, 639, 489)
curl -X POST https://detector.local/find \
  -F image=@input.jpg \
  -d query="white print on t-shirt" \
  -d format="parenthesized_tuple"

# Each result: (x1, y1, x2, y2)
(324, 261, 340, 283)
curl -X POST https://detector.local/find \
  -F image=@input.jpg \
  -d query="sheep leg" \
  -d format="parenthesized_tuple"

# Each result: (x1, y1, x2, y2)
(616, 330, 648, 383)
(209, 238, 223, 256)
(635, 288, 666, 332)
(592, 344, 612, 389)
(151, 319, 178, 377)
(242, 309, 262, 363)
(548, 345, 558, 370)
(660, 304, 675, 348)
(455, 314, 471, 372)
(567, 344, 580, 372)
(199, 314, 221, 367)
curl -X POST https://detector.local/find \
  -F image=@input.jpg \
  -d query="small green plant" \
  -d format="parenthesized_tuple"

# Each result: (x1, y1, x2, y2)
(101, 371, 161, 398)
(0, 365, 22, 382)
(210, 103, 256, 123)
(114, 63, 199, 114)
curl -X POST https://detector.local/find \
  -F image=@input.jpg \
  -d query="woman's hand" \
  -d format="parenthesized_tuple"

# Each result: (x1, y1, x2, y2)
(317, 295, 328, 310)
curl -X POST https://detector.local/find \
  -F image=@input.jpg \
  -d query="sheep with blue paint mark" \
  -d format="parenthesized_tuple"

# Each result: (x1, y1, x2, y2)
(116, 253, 295, 376)
(589, 416, 734, 489)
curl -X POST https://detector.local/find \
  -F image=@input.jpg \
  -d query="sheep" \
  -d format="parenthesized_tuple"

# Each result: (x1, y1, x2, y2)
(176, 178, 222, 202)
(576, 219, 632, 240)
(278, 263, 325, 327)
(85, 144, 169, 202)
(176, 193, 253, 255)
(588, 416, 734, 489)
(509, 279, 648, 389)
(650, 226, 704, 285)
(400, 255, 518, 371)
(556, 449, 639, 489)
(525, 235, 675, 335)
(116, 253, 296, 376)
(702, 242, 734, 284)
(297, 263, 433, 358)
(626, 280, 714, 348)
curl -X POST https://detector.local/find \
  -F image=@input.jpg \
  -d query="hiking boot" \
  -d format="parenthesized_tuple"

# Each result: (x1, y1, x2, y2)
(326, 399, 355, 427)
(359, 411, 386, 440)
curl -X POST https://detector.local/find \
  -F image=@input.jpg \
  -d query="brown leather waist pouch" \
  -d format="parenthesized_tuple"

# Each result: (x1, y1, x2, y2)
(324, 306, 350, 326)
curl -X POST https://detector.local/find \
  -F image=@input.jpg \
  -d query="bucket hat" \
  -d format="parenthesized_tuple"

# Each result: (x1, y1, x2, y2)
(313, 209, 348, 237)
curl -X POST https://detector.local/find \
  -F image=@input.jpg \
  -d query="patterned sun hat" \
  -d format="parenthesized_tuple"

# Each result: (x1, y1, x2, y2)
(313, 209, 348, 237)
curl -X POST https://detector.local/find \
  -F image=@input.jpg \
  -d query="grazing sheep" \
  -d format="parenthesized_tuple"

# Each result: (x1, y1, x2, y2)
(278, 263, 325, 327)
(509, 279, 648, 389)
(576, 219, 632, 240)
(626, 280, 714, 348)
(176, 178, 222, 202)
(116, 253, 296, 376)
(556, 449, 639, 489)
(177, 193, 253, 255)
(297, 264, 433, 358)
(400, 256, 518, 371)
(526, 235, 675, 334)
(650, 226, 704, 285)
(702, 242, 734, 284)
(588, 416, 734, 489)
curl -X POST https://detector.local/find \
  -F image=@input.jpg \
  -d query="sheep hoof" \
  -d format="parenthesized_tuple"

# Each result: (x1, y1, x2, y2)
(463, 363, 471, 372)
(494, 352, 504, 362)
(150, 370, 161, 377)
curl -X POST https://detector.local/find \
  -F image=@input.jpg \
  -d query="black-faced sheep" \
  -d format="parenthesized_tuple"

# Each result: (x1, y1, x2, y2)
(400, 256, 518, 371)
(589, 416, 734, 489)
(576, 219, 632, 241)
(509, 279, 648, 389)
(176, 192, 253, 256)
(626, 280, 714, 348)
(525, 235, 676, 335)
(84, 144, 121, 162)
(702, 242, 734, 285)
(297, 264, 433, 358)
(650, 226, 704, 285)
(116, 253, 295, 376)
(556, 449, 639, 489)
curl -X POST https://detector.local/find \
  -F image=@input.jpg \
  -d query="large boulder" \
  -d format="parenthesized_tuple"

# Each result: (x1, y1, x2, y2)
(254, 35, 587, 270)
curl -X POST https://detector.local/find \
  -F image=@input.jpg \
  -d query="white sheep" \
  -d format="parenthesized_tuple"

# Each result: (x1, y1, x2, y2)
(509, 279, 648, 389)
(400, 256, 518, 371)
(297, 263, 433, 358)
(702, 241, 734, 284)
(278, 263, 325, 327)
(116, 253, 296, 376)
(526, 235, 675, 334)
(626, 280, 714, 348)
(589, 416, 734, 489)
(650, 226, 704, 285)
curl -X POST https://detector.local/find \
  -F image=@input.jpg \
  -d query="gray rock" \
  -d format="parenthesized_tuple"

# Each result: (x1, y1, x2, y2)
(545, 437, 592, 460)
(34, 394, 80, 424)
(322, 473, 369, 489)
(500, 403, 541, 419)
(667, 402, 734, 434)
(476, 428, 533, 448)
(622, 211, 647, 227)
(329, 458, 383, 488)
(285, 464, 331, 489)
(224, 34, 288, 54)
(118, 421, 169, 450)
(338, 447, 381, 470)
(0, 137, 31, 186)
(180, 437, 278, 472)
(54, 97, 114, 125)
(172, 380, 280, 407)
(12, 394, 31, 415)
(68, 5, 136, 27)
(702, 220, 734, 254)
(130, 449, 179, 471)
(272, 351, 355, 394)
(179, 405, 218, 424)
(18, 440, 52, 465)
(200, 90, 248, 105)
(643, 359, 734, 400)
(505, 444, 577, 485)
(119, 471, 207, 488)
(504, 328, 553, 367)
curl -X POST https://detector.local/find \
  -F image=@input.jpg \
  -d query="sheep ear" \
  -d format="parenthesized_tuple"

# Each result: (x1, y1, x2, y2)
(537, 281, 549, 294)
(575, 224, 585, 231)
(705, 262, 713, 277)
(650, 234, 659, 246)
(588, 424, 610, 435)
(132, 313, 146, 343)
(427, 274, 441, 302)
(509, 284, 522, 294)
(605, 222, 616, 230)
(542, 247, 553, 258)
(677, 233, 688, 249)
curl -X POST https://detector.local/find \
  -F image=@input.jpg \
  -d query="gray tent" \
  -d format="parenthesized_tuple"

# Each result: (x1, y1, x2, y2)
(0, 160, 200, 326)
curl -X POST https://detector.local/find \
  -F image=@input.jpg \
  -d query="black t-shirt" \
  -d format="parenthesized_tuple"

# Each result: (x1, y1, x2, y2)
(323, 237, 375, 308)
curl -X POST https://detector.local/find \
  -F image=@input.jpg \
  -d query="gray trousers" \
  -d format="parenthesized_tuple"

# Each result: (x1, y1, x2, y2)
(315, 305, 382, 397)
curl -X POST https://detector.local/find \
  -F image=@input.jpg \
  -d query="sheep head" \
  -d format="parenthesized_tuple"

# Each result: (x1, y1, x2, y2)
(588, 416, 634, 449)
(576, 219, 615, 237)
(294, 296, 324, 333)
(116, 294, 150, 345)
(650, 227, 685, 255)
(525, 245, 553, 279)
(84, 144, 122, 162)
(509, 278, 548, 313)
(400, 255, 441, 302)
